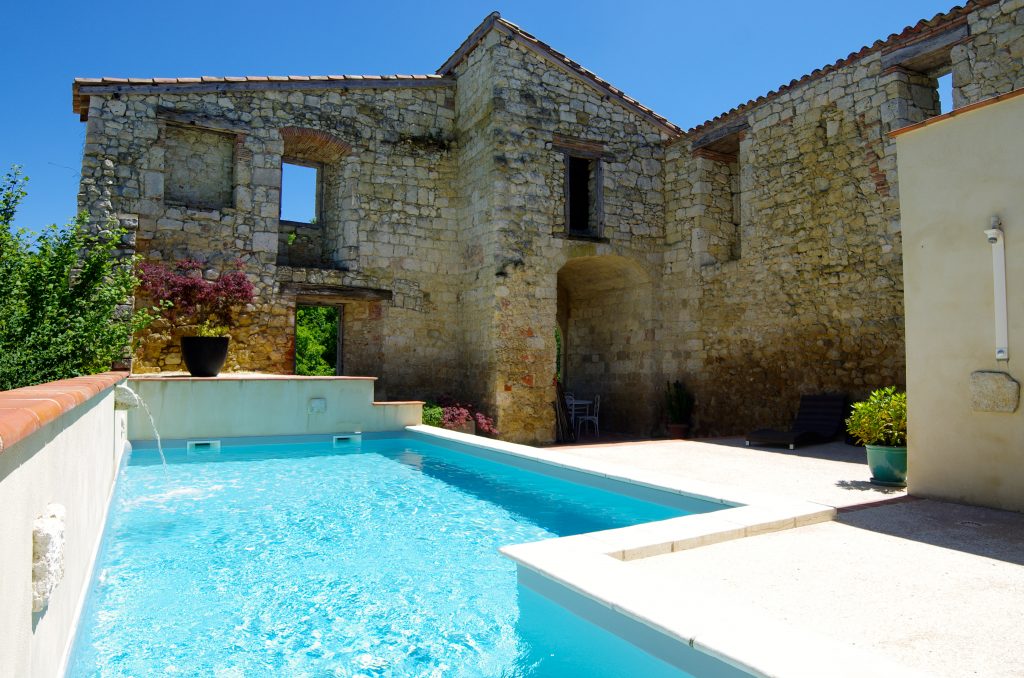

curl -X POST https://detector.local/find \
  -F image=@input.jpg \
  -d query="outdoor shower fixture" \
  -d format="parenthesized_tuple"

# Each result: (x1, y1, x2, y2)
(985, 216, 1008, 361)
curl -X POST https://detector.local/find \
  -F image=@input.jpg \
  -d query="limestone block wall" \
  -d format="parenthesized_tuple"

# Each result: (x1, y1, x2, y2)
(661, 0, 1024, 435)
(664, 54, 936, 435)
(953, 0, 1024, 106)
(459, 31, 671, 441)
(79, 84, 464, 402)
(74, 1, 1024, 443)
(452, 31, 503, 413)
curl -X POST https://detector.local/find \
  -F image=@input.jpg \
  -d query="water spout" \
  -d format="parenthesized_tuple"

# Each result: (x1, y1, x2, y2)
(117, 384, 166, 472)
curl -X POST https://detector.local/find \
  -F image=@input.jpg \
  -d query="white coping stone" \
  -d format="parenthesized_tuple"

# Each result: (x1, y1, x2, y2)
(408, 425, 926, 677)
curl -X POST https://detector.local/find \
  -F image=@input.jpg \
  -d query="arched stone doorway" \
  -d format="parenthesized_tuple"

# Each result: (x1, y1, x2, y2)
(556, 255, 657, 436)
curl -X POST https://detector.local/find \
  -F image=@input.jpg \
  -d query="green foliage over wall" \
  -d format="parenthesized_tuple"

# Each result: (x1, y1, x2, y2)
(295, 305, 338, 376)
(422, 403, 443, 427)
(0, 166, 152, 391)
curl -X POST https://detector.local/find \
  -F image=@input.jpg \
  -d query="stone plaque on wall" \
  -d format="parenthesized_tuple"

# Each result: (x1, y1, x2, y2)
(969, 371, 1020, 413)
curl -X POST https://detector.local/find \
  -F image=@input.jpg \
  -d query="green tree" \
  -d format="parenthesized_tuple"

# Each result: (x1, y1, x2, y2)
(295, 305, 338, 376)
(0, 166, 151, 390)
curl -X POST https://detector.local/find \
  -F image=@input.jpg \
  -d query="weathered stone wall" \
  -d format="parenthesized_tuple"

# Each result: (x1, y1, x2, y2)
(163, 125, 235, 209)
(559, 257, 658, 433)
(75, 1, 1024, 443)
(663, 55, 935, 435)
(659, 0, 1022, 435)
(456, 31, 671, 442)
(78, 84, 464, 401)
(954, 0, 1024, 105)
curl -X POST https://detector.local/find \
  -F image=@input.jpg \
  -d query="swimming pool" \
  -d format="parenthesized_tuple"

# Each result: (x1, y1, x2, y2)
(68, 433, 723, 676)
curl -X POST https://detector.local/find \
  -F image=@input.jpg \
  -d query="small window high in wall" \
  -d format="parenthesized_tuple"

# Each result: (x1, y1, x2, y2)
(280, 161, 320, 224)
(567, 156, 595, 235)
(554, 135, 605, 238)
(937, 72, 953, 114)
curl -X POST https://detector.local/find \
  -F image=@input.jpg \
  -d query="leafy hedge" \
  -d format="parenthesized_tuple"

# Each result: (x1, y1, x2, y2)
(0, 167, 150, 390)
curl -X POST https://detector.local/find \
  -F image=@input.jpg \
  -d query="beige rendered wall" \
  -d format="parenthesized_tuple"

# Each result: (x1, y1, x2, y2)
(0, 387, 127, 678)
(126, 377, 422, 440)
(897, 91, 1024, 512)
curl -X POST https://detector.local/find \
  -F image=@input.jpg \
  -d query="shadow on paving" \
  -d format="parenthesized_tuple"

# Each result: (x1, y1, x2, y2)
(739, 438, 865, 463)
(839, 498, 1024, 566)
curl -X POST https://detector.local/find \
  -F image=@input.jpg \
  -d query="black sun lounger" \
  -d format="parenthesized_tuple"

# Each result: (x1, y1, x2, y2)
(745, 394, 847, 450)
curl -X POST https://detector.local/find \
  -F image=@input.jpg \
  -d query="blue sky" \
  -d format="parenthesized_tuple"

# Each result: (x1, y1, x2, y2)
(2, 0, 955, 230)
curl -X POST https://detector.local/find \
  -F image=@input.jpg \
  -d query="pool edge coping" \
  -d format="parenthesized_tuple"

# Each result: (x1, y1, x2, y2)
(407, 425, 928, 678)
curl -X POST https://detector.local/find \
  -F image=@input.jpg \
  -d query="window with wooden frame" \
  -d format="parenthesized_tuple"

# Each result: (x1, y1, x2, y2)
(554, 136, 605, 238)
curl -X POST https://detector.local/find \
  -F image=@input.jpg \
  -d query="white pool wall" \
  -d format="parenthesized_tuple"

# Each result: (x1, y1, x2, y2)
(0, 374, 128, 678)
(127, 376, 422, 440)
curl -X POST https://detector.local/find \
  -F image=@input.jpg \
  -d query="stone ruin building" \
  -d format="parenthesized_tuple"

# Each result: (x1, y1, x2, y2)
(72, 0, 1024, 443)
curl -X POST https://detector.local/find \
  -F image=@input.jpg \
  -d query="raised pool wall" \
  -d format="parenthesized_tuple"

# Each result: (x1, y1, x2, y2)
(126, 375, 422, 441)
(0, 372, 128, 678)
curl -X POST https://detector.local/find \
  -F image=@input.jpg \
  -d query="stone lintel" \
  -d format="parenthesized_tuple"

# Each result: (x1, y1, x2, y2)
(157, 109, 250, 136)
(282, 282, 393, 305)
(692, 147, 737, 164)
(690, 119, 750, 156)
(881, 21, 968, 74)
(551, 134, 608, 159)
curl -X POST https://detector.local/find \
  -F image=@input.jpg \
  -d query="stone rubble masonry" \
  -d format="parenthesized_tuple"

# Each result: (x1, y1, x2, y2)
(75, 0, 1024, 443)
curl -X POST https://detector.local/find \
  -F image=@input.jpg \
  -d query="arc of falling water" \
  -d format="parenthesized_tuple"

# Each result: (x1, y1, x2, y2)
(115, 384, 167, 472)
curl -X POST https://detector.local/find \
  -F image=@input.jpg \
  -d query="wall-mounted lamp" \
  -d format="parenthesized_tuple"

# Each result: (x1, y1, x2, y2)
(985, 215, 1008, 361)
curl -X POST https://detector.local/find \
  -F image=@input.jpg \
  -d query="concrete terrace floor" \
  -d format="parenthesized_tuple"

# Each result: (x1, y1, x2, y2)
(555, 437, 1024, 677)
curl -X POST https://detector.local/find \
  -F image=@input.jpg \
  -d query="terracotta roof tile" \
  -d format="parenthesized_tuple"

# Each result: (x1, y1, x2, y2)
(684, 0, 996, 138)
(71, 73, 453, 116)
(70, 1, 996, 140)
(0, 371, 127, 453)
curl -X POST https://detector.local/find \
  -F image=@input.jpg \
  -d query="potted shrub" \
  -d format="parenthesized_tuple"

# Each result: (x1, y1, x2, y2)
(665, 380, 694, 438)
(846, 386, 908, 487)
(137, 259, 254, 377)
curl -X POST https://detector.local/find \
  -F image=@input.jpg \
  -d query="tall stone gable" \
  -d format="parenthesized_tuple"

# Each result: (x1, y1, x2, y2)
(73, 1, 1024, 443)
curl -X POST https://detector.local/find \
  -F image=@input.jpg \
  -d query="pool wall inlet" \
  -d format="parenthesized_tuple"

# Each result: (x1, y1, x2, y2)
(126, 375, 422, 441)
(0, 372, 129, 678)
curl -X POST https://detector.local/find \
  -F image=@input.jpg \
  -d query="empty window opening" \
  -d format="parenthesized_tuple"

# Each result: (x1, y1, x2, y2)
(295, 305, 340, 376)
(567, 155, 600, 236)
(281, 162, 320, 223)
(729, 158, 742, 261)
(937, 72, 953, 114)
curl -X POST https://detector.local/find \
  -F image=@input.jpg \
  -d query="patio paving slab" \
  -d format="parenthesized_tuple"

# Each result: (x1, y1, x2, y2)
(555, 437, 904, 509)
(622, 498, 1024, 678)
(551, 438, 1023, 677)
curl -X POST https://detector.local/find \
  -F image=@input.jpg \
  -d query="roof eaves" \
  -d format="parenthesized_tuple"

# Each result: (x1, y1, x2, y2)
(71, 74, 453, 117)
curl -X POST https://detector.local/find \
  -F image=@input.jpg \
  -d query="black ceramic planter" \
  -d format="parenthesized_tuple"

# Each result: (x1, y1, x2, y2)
(181, 336, 229, 377)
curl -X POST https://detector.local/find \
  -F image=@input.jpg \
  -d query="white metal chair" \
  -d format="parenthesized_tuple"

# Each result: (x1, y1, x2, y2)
(565, 393, 590, 429)
(576, 395, 600, 438)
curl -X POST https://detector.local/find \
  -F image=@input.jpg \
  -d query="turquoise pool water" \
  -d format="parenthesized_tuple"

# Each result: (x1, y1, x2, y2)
(68, 434, 720, 677)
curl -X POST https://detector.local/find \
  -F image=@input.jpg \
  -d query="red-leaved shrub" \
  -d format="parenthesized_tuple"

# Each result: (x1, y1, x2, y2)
(137, 259, 254, 331)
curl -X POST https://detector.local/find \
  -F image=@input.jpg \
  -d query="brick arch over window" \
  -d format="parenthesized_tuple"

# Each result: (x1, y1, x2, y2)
(279, 127, 352, 162)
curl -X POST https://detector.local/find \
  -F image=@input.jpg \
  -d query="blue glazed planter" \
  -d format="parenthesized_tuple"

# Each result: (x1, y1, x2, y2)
(866, 444, 907, 487)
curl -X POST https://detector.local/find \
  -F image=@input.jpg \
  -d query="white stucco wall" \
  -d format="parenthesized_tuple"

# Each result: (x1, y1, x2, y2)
(896, 91, 1024, 512)
(126, 376, 422, 441)
(0, 382, 127, 677)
